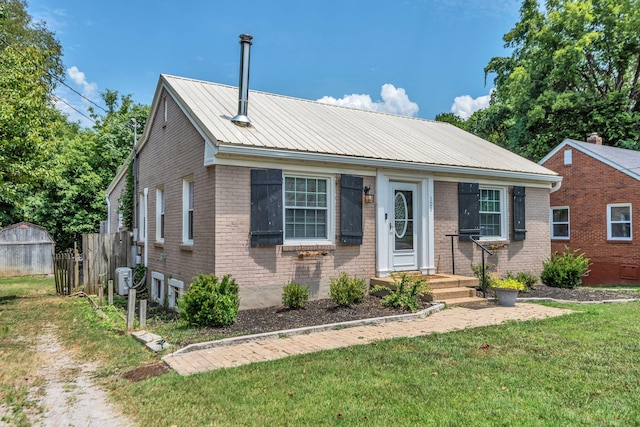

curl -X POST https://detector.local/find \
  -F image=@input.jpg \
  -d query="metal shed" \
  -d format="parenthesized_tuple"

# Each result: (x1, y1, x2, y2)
(0, 222, 55, 276)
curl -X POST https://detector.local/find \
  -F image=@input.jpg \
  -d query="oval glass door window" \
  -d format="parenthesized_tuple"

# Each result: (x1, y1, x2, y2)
(394, 192, 408, 238)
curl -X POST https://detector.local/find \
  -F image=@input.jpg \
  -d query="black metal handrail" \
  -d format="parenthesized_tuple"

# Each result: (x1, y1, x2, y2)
(445, 234, 494, 298)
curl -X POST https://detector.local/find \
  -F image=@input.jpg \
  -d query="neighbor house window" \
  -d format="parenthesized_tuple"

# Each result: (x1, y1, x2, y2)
(479, 187, 506, 239)
(607, 203, 632, 241)
(156, 187, 165, 242)
(284, 175, 331, 242)
(551, 207, 570, 239)
(151, 272, 164, 304)
(182, 178, 194, 244)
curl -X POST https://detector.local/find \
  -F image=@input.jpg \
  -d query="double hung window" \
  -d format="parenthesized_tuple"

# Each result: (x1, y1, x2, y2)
(284, 176, 329, 242)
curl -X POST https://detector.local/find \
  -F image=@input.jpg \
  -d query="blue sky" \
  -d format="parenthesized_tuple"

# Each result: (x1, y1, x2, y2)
(27, 0, 521, 126)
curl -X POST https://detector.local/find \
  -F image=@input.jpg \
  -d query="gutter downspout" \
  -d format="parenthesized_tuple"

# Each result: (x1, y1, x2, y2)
(550, 179, 562, 193)
(106, 195, 111, 233)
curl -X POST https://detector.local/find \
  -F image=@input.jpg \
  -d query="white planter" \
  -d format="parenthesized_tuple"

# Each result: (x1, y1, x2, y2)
(495, 288, 519, 307)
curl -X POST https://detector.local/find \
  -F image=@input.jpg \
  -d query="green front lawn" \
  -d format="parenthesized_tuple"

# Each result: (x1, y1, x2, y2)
(1, 277, 639, 426)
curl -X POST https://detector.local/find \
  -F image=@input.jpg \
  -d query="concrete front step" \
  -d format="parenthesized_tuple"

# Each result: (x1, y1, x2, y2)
(439, 296, 489, 307)
(370, 273, 483, 307)
(431, 286, 476, 300)
(370, 273, 479, 290)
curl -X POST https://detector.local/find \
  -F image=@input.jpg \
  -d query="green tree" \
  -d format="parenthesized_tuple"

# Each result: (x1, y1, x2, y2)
(484, 0, 640, 160)
(0, 0, 64, 225)
(434, 112, 467, 130)
(24, 91, 148, 249)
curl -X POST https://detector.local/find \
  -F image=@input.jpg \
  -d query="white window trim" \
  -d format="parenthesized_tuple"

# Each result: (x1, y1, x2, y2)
(479, 186, 507, 241)
(282, 173, 335, 245)
(182, 177, 194, 245)
(138, 190, 148, 242)
(550, 206, 570, 240)
(607, 203, 632, 241)
(156, 187, 165, 242)
(168, 278, 184, 310)
(151, 271, 165, 304)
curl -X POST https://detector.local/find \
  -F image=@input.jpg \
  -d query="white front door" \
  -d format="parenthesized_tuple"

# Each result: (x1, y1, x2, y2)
(390, 182, 418, 270)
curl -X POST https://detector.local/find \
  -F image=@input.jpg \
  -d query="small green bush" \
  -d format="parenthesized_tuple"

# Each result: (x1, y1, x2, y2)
(540, 246, 590, 289)
(178, 273, 239, 327)
(329, 272, 367, 307)
(505, 271, 538, 292)
(492, 277, 526, 291)
(371, 273, 431, 312)
(282, 282, 310, 309)
(471, 262, 497, 290)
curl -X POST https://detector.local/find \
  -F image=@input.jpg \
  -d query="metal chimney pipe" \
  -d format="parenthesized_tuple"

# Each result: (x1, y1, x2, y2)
(231, 34, 253, 127)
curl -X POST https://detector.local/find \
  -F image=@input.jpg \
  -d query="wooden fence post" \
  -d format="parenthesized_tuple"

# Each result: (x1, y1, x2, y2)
(98, 286, 104, 306)
(73, 244, 80, 293)
(127, 288, 136, 331)
(139, 299, 147, 329)
(108, 280, 114, 306)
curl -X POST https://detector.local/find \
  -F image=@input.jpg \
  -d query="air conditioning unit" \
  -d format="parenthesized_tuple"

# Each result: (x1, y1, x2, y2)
(115, 267, 132, 296)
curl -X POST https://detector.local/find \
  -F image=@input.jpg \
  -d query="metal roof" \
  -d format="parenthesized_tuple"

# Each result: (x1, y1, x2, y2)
(154, 74, 558, 180)
(540, 139, 640, 182)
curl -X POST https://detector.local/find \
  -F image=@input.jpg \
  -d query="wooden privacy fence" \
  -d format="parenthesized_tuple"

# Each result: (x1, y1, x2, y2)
(82, 231, 132, 295)
(53, 250, 80, 295)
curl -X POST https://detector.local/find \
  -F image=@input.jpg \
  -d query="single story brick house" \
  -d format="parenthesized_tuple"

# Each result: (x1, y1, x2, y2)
(106, 37, 560, 309)
(539, 134, 640, 285)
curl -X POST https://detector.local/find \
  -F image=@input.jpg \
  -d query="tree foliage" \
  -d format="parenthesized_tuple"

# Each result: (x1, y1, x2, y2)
(24, 92, 148, 249)
(0, 0, 64, 225)
(481, 0, 640, 160)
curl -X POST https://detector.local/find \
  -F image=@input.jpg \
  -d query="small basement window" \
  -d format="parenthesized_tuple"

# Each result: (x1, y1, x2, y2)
(151, 272, 165, 304)
(168, 278, 184, 310)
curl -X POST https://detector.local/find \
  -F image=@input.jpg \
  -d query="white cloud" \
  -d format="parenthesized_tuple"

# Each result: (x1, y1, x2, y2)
(451, 91, 492, 119)
(52, 66, 99, 127)
(317, 84, 419, 117)
(67, 66, 98, 99)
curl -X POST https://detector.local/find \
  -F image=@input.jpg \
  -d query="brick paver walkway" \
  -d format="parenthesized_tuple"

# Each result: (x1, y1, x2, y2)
(163, 303, 573, 376)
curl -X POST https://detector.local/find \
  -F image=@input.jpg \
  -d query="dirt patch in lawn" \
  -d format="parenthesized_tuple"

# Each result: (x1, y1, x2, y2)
(122, 361, 169, 382)
(28, 326, 132, 427)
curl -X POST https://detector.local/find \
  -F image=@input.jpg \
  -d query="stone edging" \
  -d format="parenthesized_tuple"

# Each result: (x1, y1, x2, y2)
(165, 303, 446, 357)
(515, 297, 639, 304)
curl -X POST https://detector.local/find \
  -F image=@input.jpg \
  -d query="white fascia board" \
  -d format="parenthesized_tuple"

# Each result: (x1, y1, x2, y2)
(136, 78, 217, 157)
(538, 139, 572, 165)
(540, 139, 640, 182)
(216, 144, 561, 184)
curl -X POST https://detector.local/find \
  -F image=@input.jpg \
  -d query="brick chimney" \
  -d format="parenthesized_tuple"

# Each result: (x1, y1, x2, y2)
(587, 132, 603, 145)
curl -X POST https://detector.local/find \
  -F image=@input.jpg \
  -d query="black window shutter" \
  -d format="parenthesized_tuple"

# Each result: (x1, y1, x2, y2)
(513, 186, 526, 241)
(458, 182, 480, 241)
(340, 175, 363, 245)
(250, 169, 283, 247)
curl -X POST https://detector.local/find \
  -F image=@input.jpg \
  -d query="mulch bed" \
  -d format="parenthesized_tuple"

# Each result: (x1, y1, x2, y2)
(124, 284, 638, 381)
(146, 284, 639, 348)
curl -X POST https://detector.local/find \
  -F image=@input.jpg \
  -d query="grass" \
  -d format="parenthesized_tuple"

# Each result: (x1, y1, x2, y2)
(2, 277, 640, 426)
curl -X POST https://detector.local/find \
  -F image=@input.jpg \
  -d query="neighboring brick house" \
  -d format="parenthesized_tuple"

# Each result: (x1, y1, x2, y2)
(539, 134, 640, 285)
(106, 38, 560, 310)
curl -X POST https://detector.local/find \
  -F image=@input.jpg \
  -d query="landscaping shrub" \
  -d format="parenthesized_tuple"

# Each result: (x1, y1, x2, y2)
(282, 282, 310, 309)
(329, 272, 367, 307)
(505, 271, 538, 292)
(371, 273, 430, 312)
(540, 246, 590, 289)
(471, 262, 497, 290)
(178, 273, 239, 327)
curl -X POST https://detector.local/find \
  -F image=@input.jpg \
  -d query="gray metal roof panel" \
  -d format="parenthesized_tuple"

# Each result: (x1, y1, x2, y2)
(161, 74, 557, 177)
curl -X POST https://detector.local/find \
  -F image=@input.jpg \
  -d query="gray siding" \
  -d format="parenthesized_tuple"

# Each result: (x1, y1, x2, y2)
(0, 222, 55, 276)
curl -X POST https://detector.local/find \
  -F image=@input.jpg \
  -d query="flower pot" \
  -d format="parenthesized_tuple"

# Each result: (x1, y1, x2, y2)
(495, 288, 519, 307)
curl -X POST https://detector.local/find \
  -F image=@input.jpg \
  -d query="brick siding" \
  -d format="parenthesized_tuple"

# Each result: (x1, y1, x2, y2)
(544, 146, 640, 285)
(434, 181, 550, 279)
